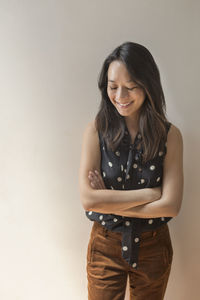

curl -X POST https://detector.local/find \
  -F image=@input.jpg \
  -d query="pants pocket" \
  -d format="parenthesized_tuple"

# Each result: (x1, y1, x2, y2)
(138, 226, 173, 281)
(87, 231, 96, 264)
(162, 228, 173, 266)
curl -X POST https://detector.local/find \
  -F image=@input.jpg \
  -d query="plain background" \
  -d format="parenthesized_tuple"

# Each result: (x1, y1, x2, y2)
(0, 0, 199, 299)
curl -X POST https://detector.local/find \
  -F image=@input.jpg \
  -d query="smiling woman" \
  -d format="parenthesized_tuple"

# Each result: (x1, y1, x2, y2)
(79, 41, 183, 300)
(107, 61, 146, 116)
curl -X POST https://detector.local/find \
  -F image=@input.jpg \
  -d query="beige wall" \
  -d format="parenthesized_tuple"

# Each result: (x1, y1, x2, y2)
(0, 0, 199, 299)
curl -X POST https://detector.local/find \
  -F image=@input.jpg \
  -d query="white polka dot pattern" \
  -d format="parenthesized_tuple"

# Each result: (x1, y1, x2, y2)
(150, 165, 155, 170)
(85, 121, 173, 270)
(123, 246, 128, 251)
(115, 151, 120, 156)
(132, 263, 137, 268)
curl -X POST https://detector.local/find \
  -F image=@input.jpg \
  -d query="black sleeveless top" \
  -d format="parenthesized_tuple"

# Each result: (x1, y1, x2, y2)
(85, 120, 172, 270)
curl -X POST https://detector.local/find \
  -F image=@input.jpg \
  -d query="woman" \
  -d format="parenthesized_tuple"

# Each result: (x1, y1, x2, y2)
(79, 41, 184, 300)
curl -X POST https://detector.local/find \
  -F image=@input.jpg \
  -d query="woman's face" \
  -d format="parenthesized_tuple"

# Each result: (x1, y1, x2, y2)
(107, 60, 146, 119)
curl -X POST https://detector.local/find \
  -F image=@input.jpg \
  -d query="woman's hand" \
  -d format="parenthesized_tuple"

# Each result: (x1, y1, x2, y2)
(88, 170, 106, 189)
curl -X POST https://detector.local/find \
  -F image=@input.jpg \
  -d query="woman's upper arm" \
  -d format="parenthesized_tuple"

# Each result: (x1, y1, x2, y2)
(161, 124, 184, 216)
(78, 120, 101, 210)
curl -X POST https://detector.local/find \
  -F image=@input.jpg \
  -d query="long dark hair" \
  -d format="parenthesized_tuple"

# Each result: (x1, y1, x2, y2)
(95, 41, 170, 164)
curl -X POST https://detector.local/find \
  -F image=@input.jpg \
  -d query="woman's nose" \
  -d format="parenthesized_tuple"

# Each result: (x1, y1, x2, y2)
(115, 88, 128, 101)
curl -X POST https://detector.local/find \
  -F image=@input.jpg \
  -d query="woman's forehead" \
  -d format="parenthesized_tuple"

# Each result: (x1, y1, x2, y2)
(107, 61, 136, 83)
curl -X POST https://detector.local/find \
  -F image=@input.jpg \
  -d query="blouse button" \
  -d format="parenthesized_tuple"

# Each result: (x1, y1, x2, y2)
(133, 163, 138, 168)
(159, 151, 164, 156)
(108, 161, 113, 167)
(117, 177, 122, 182)
(161, 217, 165, 221)
(103, 171, 106, 177)
(125, 221, 130, 226)
(156, 177, 161, 182)
(139, 168, 142, 172)
(134, 237, 139, 243)
(148, 219, 153, 224)
(126, 174, 130, 179)
(113, 218, 118, 222)
(121, 165, 124, 171)
(101, 221, 105, 225)
(88, 211, 93, 215)
(99, 215, 103, 220)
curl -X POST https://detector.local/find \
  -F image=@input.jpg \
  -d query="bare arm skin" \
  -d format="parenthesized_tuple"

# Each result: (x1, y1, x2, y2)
(89, 124, 184, 218)
(78, 120, 161, 213)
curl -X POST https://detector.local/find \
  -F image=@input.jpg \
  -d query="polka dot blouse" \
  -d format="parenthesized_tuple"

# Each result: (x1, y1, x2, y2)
(85, 121, 172, 270)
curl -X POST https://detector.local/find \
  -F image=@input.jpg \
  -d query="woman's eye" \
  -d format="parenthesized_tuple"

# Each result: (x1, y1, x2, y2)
(127, 87, 137, 91)
(109, 86, 137, 91)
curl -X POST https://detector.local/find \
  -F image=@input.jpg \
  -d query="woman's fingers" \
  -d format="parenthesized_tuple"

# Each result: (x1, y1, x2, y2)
(94, 170, 106, 189)
(88, 170, 106, 189)
(88, 171, 101, 189)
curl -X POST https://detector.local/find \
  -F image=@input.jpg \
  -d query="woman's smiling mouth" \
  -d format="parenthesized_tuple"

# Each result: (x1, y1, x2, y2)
(115, 101, 133, 108)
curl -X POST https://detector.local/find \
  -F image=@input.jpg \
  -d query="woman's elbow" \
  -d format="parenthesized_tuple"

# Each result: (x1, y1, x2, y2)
(79, 187, 94, 211)
(172, 204, 182, 217)
(170, 200, 183, 217)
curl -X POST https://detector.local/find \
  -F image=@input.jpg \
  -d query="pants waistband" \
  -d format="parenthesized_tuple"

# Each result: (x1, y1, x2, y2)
(92, 220, 168, 240)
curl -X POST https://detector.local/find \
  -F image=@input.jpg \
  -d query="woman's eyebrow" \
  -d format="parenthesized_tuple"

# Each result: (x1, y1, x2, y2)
(108, 79, 134, 83)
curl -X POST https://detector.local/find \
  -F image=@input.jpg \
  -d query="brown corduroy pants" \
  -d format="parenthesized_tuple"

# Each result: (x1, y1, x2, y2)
(86, 221, 173, 300)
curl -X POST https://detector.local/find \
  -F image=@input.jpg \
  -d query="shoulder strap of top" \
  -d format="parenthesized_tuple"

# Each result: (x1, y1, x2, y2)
(97, 130, 103, 147)
(166, 121, 171, 133)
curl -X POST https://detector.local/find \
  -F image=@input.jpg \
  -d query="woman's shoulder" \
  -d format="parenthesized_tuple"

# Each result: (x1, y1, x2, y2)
(167, 121, 182, 136)
(85, 119, 97, 132)
(83, 119, 102, 144)
(166, 122, 183, 148)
